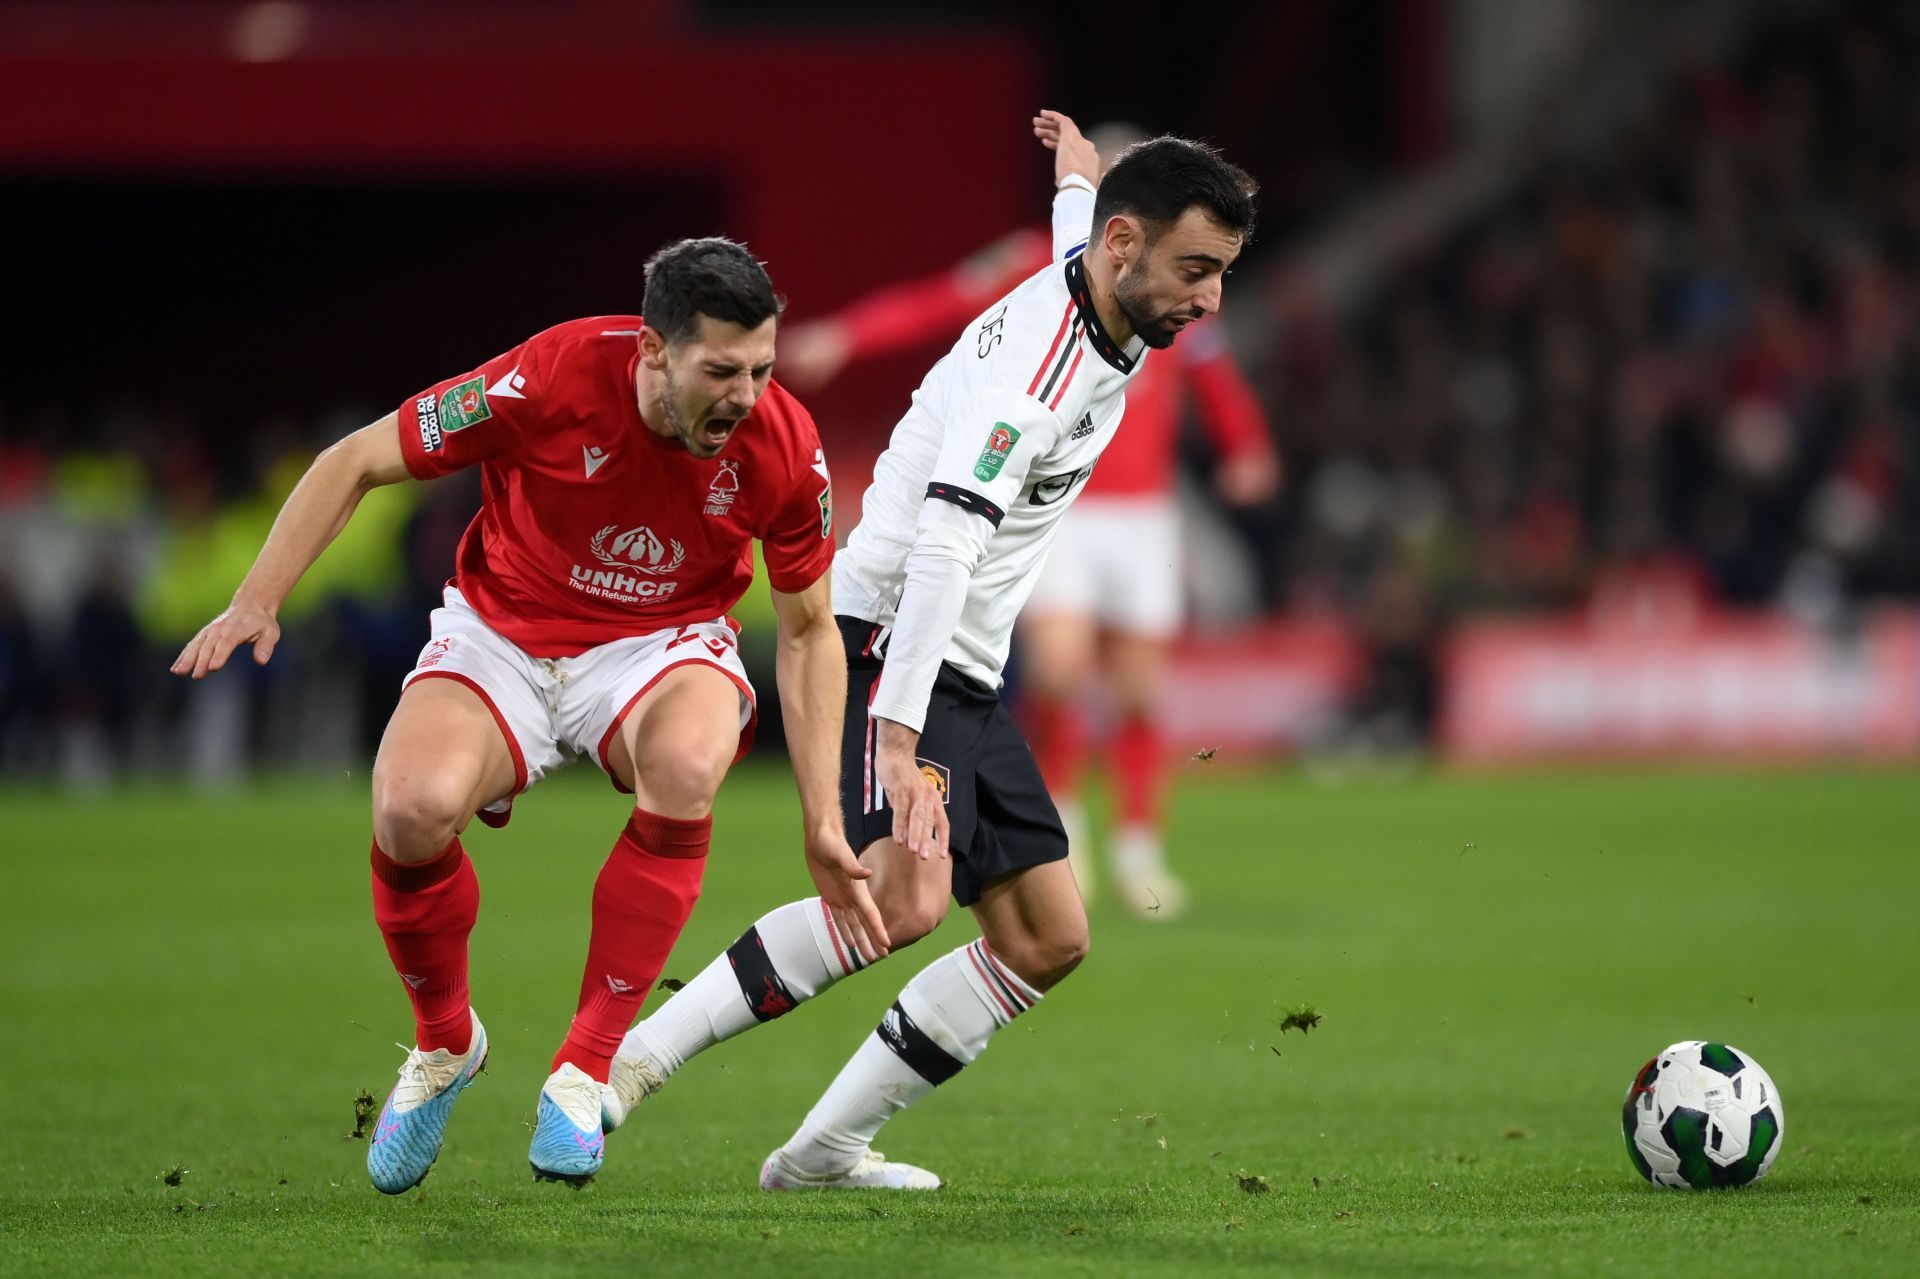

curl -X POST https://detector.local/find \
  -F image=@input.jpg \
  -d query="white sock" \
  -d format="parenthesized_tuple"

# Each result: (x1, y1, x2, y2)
(781, 938, 1041, 1174)
(619, 897, 866, 1076)
(1111, 822, 1167, 877)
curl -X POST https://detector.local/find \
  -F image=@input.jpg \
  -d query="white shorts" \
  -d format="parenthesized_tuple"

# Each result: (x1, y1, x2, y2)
(1026, 496, 1182, 638)
(402, 587, 756, 827)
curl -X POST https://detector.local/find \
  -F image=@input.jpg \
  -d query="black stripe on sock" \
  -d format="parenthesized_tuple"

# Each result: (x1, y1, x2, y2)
(875, 1000, 963, 1086)
(726, 927, 800, 1022)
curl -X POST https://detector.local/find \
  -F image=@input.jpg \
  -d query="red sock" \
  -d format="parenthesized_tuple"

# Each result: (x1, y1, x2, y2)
(1026, 694, 1090, 799)
(371, 838, 480, 1055)
(553, 807, 710, 1082)
(1111, 713, 1169, 828)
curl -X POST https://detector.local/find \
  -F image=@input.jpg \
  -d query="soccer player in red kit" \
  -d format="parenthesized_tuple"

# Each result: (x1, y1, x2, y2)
(781, 128, 1279, 918)
(170, 238, 888, 1193)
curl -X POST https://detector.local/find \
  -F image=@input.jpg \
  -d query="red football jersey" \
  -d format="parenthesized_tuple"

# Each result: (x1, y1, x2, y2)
(831, 229, 1272, 500)
(398, 316, 835, 658)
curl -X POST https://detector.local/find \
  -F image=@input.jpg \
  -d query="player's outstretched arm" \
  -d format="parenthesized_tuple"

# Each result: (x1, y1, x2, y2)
(770, 574, 890, 961)
(170, 415, 413, 680)
(1033, 109, 1099, 191)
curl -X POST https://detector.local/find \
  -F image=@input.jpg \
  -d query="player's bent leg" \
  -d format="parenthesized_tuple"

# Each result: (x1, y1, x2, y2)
(1105, 630, 1187, 920)
(365, 679, 518, 1194)
(605, 836, 951, 1133)
(536, 665, 737, 1184)
(969, 857, 1090, 992)
(861, 835, 957, 950)
(603, 662, 743, 819)
(766, 859, 1076, 1191)
(372, 676, 520, 862)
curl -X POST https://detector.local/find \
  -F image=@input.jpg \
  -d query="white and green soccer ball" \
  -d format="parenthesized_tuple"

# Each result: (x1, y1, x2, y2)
(1622, 1040, 1783, 1189)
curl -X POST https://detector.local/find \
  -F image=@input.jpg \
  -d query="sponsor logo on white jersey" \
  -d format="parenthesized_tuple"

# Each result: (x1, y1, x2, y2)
(1027, 463, 1093, 506)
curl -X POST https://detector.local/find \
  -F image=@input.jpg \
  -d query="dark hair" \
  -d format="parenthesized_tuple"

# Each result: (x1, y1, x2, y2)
(1092, 137, 1258, 245)
(642, 237, 784, 344)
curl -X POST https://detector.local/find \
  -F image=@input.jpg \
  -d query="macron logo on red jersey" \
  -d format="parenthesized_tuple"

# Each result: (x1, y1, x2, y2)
(492, 366, 527, 399)
(584, 446, 611, 478)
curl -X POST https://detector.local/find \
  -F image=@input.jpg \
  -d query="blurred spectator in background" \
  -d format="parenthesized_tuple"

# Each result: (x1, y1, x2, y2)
(1270, 3, 1920, 759)
(0, 567, 50, 774)
(780, 123, 1280, 917)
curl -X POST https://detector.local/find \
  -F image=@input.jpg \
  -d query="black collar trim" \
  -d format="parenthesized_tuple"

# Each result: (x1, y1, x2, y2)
(1063, 255, 1141, 374)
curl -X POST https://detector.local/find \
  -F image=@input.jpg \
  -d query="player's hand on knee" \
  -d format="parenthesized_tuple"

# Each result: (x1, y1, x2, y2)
(804, 829, 891, 961)
(171, 604, 281, 680)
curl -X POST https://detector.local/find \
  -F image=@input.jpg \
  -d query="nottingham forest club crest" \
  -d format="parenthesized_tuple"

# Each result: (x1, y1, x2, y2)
(704, 460, 742, 517)
(973, 422, 1021, 482)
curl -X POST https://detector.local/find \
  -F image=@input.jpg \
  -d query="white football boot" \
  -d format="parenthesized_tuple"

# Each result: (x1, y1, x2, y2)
(600, 1051, 667, 1133)
(759, 1147, 941, 1191)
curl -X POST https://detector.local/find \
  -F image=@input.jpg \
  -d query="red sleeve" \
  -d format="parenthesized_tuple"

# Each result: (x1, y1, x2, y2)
(397, 336, 541, 480)
(835, 228, 1053, 360)
(1180, 327, 1273, 461)
(760, 403, 837, 594)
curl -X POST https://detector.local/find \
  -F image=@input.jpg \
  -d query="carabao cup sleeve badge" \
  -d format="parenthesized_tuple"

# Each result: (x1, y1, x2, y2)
(438, 376, 492, 433)
(972, 422, 1021, 482)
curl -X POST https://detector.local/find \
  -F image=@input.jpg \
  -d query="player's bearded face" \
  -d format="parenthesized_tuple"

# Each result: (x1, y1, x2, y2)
(1114, 209, 1243, 350)
(657, 316, 779, 458)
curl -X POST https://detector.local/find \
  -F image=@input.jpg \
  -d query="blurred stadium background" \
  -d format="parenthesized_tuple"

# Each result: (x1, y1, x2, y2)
(5, 0, 1919, 785)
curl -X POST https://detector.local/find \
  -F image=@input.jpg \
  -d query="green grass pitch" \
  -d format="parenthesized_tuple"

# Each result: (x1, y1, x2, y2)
(3, 765, 1916, 1276)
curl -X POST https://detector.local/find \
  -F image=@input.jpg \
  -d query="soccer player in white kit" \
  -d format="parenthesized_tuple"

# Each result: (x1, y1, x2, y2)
(780, 121, 1281, 921)
(598, 112, 1258, 1189)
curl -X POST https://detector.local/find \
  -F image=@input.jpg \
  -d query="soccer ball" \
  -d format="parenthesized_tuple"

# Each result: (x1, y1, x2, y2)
(1622, 1040, 1783, 1189)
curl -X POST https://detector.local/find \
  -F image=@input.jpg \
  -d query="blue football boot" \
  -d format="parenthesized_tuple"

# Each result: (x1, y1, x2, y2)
(528, 1062, 607, 1186)
(366, 1011, 488, 1194)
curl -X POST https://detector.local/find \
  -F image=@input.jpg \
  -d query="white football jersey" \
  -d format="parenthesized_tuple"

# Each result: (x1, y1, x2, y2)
(834, 197, 1148, 725)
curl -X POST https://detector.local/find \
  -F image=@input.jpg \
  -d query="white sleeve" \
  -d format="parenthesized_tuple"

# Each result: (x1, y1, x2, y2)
(924, 384, 1063, 524)
(868, 500, 986, 732)
(872, 382, 1063, 731)
(1051, 181, 1094, 261)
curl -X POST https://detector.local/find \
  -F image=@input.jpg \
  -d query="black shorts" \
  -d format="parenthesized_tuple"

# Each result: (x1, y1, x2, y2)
(838, 617, 1068, 907)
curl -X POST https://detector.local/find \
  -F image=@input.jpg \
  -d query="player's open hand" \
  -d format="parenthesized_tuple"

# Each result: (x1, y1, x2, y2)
(876, 744, 950, 862)
(1034, 109, 1100, 189)
(170, 602, 280, 680)
(804, 828, 891, 962)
